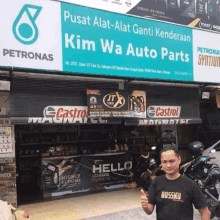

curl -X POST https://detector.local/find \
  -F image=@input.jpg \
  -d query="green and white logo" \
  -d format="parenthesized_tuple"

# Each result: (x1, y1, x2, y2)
(12, 4, 42, 45)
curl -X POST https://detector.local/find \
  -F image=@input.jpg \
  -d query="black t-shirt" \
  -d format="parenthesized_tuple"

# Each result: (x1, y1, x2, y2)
(148, 175, 207, 220)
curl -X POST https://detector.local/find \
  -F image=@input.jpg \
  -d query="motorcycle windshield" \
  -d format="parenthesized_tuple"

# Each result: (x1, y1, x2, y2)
(202, 140, 220, 156)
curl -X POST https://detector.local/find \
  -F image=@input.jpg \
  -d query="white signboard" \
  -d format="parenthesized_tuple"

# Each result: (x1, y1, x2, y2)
(58, 0, 141, 14)
(193, 29, 220, 83)
(0, 0, 62, 71)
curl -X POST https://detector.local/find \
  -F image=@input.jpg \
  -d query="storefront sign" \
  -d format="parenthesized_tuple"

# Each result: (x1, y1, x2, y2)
(0, 0, 220, 83)
(124, 118, 202, 125)
(11, 117, 121, 124)
(137, 118, 200, 125)
(193, 30, 220, 83)
(87, 90, 146, 118)
(147, 106, 181, 118)
(57, 0, 220, 33)
(10, 106, 120, 124)
(43, 106, 88, 118)
(27, 117, 107, 124)
(42, 153, 132, 195)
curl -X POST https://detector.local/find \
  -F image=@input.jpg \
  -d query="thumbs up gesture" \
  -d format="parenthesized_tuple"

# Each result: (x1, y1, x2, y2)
(141, 189, 149, 208)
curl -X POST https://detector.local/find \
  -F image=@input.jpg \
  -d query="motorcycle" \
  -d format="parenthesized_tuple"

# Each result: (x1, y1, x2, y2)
(179, 140, 220, 219)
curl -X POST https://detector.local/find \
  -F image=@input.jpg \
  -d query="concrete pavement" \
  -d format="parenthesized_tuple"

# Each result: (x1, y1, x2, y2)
(18, 187, 218, 220)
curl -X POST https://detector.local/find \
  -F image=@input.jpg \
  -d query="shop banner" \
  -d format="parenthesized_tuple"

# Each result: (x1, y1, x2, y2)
(41, 153, 132, 194)
(193, 29, 220, 83)
(42, 156, 83, 192)
(81, 153, 133, 188)
(10, 106, 122, 124)
(87, 90, 146, 118)
(0, 0, 220, 83)
(57, 0, 220, 33)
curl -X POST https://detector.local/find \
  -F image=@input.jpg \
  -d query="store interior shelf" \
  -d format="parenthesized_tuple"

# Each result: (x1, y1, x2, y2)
(80, 139, 109, 143)
(19, 141, 81, 146)
(41, 151, 128, 158)
(20, 168, 33, 171)
(20, 155, 41, 157)
(122, 136, 145, 139)
(21, 130, 77, 134)
(41, 141, 80, 144)
(130, 144, 144, 147)
(41, 130, 77, 133)
(19, 143, 41, 146)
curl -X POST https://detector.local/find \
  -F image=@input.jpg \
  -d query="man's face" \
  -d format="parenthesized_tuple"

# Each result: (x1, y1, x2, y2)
(161, 150, 181, 175)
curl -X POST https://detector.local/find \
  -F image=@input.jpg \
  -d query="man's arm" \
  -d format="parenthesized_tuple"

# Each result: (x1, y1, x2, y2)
(141, 189, 155, 215)
(198, 206, 210, 220)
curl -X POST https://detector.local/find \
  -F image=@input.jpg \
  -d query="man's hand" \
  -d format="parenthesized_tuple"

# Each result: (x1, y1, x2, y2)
(141, 189, 149, 208)
(141, 189, 154, 215)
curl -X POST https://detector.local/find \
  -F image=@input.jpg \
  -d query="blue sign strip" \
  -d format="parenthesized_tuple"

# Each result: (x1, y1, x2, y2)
(61, 3, 193, 82)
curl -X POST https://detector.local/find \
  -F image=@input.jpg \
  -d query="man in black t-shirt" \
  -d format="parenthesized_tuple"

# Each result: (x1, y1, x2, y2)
(141, 145, 210, 220)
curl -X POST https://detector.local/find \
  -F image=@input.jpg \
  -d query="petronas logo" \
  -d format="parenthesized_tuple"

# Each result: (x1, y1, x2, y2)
(12, 4, 42, 45)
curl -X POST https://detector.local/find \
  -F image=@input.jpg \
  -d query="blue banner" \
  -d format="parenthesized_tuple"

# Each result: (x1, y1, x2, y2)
(61, 3, 193, 82)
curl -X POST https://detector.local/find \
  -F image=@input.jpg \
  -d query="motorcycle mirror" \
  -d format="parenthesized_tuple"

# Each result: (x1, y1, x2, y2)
(151, 146, 157, 150)
(211, 149, 216, 153)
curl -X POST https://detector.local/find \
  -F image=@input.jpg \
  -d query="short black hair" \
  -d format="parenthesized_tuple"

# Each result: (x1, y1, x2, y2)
(160, 145, 180, 158)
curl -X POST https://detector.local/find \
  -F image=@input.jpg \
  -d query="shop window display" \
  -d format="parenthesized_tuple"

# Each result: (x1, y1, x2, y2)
(15, 124, 162, 204)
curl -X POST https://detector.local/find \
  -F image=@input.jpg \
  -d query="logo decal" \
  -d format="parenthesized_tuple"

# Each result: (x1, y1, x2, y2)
(147, 106, 156, 117)
(147, 106, 181, 118)
(44, 107, 56, 118)
(90, 96, 97, 104)
(43, 106, 88, 118)
(103, 92, 125, 109)
(12, 4, 42, 45)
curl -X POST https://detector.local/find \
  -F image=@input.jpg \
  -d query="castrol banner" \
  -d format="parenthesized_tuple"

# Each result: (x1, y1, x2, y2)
(0, 0, 220, 83)
(10, 106, 122, 124)
(147, 106, 181, 118)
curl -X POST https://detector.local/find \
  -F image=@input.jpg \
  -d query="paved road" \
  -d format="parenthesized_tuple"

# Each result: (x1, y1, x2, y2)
(84, 207, 219, 220)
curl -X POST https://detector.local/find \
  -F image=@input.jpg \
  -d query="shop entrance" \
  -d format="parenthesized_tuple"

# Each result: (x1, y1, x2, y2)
(15, 123, 123, 205)
(15, 122, 195, 205)
(15, 122, 162, 205)
(15, 125, 42, 205)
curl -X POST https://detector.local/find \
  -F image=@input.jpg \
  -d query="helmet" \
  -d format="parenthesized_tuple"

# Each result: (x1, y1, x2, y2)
(148, 157, 157, 169)
(187, 141, 204, 156)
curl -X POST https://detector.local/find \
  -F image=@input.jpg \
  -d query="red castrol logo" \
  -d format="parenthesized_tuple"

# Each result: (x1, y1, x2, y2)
(147, 106, 181, 118)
